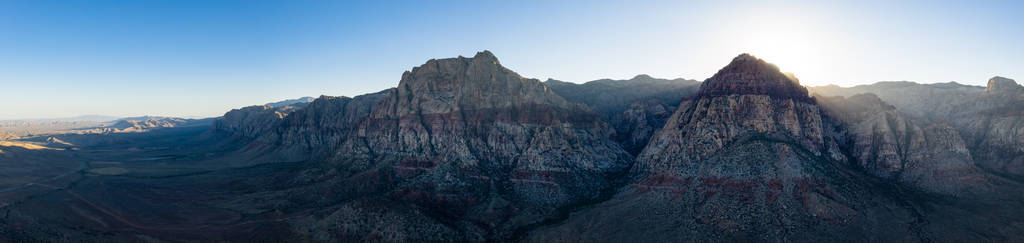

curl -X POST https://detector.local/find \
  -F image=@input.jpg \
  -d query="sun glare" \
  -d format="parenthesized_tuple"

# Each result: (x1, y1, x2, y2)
(719, 13, 830, 86)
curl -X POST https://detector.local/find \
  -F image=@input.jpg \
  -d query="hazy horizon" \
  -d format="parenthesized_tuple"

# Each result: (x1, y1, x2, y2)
(2, 0, 1022, 120)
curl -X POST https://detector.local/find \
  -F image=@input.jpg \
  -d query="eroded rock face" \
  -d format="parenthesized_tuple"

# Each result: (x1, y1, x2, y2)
(817, 93, 986, 195)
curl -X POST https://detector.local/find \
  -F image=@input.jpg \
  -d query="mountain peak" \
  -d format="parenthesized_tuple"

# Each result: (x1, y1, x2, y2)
(632, 74, 654, 80)
(697, 53, 811, 101)
(386, 51, 573, 117)
(985, 76, 1021, 95)
(472, 50, 499, 64)
(732, 53, 758, 62)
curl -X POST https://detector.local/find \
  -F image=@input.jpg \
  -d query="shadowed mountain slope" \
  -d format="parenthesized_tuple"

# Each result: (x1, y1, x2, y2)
(526, 54, 1007, 242)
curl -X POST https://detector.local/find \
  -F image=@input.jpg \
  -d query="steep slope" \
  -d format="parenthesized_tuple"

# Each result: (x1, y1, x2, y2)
(528, 54, 924, 242)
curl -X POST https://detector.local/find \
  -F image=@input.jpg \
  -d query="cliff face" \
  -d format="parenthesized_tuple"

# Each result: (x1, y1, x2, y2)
(817, 94, 986, 195)
(214, 105, 298, 139)
(276, 91, 389, 152)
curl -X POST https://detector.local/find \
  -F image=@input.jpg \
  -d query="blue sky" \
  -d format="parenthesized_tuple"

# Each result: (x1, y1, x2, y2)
(1, 0, 1022, 120)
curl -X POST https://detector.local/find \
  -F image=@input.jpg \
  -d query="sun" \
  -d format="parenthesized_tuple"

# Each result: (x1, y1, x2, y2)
(722, 14, 828, 86)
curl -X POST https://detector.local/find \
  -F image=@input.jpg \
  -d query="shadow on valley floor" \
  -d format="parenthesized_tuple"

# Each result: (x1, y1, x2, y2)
(0, 127, 324, 241)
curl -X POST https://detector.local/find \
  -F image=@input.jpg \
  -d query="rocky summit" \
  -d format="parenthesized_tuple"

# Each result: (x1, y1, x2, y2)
(697, 53, 812, 102)
(985, 76, 1023, 96)
(3, 51, 1024, 242)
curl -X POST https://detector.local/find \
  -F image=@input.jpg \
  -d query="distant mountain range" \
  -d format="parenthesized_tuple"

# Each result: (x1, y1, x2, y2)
(265, 96, 316, 108)
(0, 97, 313, 137)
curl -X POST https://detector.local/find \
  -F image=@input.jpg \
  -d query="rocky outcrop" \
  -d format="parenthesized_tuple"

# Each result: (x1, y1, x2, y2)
(214, 105, 296, 139)
(985, 76, 1024, 96)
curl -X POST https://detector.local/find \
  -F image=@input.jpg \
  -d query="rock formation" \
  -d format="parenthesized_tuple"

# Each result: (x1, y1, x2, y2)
(985, 76, 1024, 96)
(214, 51, 633, 240)
(215, 105, 296, 139)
